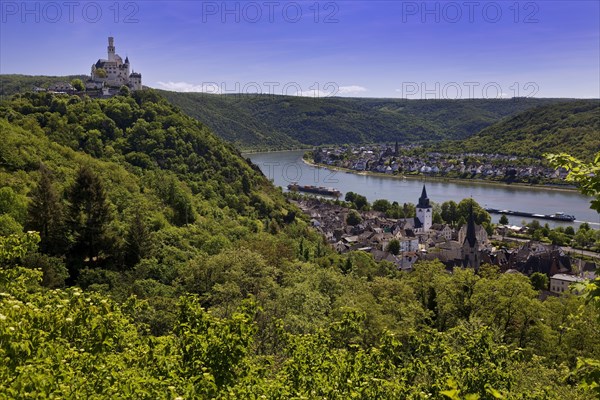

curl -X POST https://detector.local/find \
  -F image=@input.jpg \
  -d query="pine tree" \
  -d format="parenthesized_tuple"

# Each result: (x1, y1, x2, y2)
(26, 165, 63, 254)
(66, 165, 112, 269)
(125, 207, 151, 268)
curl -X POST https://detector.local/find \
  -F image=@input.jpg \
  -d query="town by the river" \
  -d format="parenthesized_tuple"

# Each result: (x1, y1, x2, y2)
(248, 150, 599, 228)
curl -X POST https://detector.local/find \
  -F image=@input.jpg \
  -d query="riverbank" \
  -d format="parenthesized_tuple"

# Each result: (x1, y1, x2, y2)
(302, 158, 579, 194)
(241, 147, 313, 155)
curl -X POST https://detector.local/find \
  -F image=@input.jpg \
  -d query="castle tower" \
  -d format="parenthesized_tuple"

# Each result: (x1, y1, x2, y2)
(462, 204, 480, 271)
(108, 37, 116, 61)
(416, 185, 432, 232)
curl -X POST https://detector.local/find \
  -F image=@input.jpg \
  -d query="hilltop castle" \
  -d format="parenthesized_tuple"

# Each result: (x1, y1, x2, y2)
(87, 37, 142, 91)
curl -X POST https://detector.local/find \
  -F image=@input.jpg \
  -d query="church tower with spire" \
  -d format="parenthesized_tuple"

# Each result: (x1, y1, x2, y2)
(416, 185, 432, 232)
(462, 204, 480, 271)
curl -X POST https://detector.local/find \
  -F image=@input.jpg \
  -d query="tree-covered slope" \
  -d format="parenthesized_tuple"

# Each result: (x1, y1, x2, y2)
(0, 74, 89, 99)
(0, 90, 599, 398)
(451, 100, 600, 161)
(0, 90, 300, 278)
(160, 90, 579, 149)
(0, 76, 587, 151)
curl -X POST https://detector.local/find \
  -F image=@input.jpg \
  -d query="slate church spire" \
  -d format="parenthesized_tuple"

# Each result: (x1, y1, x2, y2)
(418, 185, 431, 208)
(416, 185, 432, 232)
(462, 203, 480, 271)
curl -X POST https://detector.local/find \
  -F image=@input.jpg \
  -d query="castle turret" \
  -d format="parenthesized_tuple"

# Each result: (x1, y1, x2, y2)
(129, 71, 142, 91)
(108, 37, 116, 61)
(416, 185, 432, 232)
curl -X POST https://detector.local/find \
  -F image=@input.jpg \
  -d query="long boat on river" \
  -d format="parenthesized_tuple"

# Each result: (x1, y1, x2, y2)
(484, 208, 576, 222)
(287, 183, 342, 198)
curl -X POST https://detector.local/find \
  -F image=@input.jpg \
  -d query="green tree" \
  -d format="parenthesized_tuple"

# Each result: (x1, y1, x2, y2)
(386, 239, 400, 255)
(66, 165, 112, 270)
(71, 79, 85, 91)
(530, 272, 549, 291)
(0, 215, 22, 236)
(403, 202, 416, 218)
(119, 85, 131, 97)
(344, 191, 369, 210)
(0, 186, 27, 225)
(499, 214, 509, 225)
(457, 198, 490, 225)
(344, 191, 356, 203)
(346, 210, 362, 226)
(372, 199, 391, 213)
(124, 207, 151, 268)
(547, 151, 600, 213)
(472, 272, 541, 347)
(432, 211, 443, 224)
(95, 68, 107, 78)
(25, 166, 64, 254)
(441, 200, 459, 226)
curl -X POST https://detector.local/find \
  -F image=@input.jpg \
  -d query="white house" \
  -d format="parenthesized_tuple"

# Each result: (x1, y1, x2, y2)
(550, 274, 586, 294)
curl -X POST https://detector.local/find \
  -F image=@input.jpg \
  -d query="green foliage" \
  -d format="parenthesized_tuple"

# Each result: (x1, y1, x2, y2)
(0, 232, 40, 267)
(66, 165, 113, 269)
(372, 198, 392, 213)
(346, 210, 362, 226)
(457, 198, 491, 225)
(0, 214, 22, 236)
(547, 151, 600, 213)
(71, 79, 85, 91)
(0, 186, 28, 225)
(443, 101, 600, 162)
(0, 74, 88, 99)
(0, 87, 598, 398)
(441, 200, 459, 226)
(119, 85, 131, 97)
(345, 191, 369, 210)
(124, 207, 151, 268)
(386, 238, 400, 255)
(530, 272, 549, 291)
(159, 90, 579, 150)
(25, 165, 64, 254)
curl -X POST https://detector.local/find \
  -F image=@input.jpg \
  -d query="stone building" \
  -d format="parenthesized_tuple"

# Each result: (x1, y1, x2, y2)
(88, 37, 142, 91)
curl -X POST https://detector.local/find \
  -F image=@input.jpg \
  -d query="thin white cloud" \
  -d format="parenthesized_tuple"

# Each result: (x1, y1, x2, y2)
(155, 81, 220, 93)
(293, 89, 335, 98)
(295, 85, 367, 97)
(338, 85, 367, 95)
(155, 81, 368, 97)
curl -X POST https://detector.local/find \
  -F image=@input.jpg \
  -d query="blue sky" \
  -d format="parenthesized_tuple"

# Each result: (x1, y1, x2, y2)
(1, 1, 599, 98)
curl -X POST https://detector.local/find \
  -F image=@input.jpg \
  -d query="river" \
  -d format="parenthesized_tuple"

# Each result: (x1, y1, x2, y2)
(247, 150, 599, 228)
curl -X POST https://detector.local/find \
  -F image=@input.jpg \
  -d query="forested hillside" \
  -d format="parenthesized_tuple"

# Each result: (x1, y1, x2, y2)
(1, 75, 589, 152)
(0, 74, 89, 99)
(438, 100, 600, 161)
(160, 90, 577, 149)
(0, 90, 599, 398)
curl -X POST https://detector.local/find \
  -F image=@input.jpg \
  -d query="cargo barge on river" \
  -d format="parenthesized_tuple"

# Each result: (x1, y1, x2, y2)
(287, 183, 342, 198)
(484, 208, 576, 222)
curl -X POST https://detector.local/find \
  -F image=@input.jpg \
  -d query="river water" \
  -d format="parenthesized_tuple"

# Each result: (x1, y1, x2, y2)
(247, 150, 599, 228)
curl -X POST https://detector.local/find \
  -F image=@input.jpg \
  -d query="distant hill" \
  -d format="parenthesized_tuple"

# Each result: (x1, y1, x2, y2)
(159, 90, 581, 149)
(0, 75, 590, 152)
(440, 100, 600, 161)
